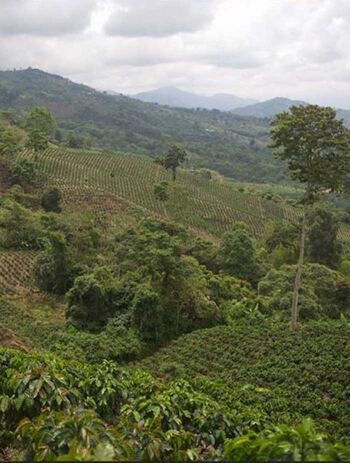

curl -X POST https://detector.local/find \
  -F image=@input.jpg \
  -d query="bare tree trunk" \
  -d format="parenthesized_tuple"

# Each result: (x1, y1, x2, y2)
(172, 167, 176, 181)
(290, 209, 307, 332)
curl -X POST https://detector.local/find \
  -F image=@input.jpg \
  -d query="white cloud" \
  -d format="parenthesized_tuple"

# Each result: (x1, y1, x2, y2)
(105, 0, 218, 37)
(0, 0, 96, 36)
(0, 0, 349, 107)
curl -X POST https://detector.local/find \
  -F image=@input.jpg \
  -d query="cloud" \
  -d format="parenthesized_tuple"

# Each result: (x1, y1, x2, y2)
(0, 0, 96, 36)
(0, 0, 350, 108)
(105, 0, 217, 37)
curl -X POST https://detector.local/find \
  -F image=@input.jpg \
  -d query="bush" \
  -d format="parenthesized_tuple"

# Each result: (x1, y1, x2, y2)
(153, 181, 169, 201)
(33, 231, 76, 294)
(0, 199, 43, 249)
(40, 188, 62, 213)
(10, 159, 36, 187)
(224, 418, 350, 462)
(258, 263, 350, 320)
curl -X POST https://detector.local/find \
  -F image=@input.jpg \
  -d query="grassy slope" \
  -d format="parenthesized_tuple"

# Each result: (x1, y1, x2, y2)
(138, 320, 350, 440)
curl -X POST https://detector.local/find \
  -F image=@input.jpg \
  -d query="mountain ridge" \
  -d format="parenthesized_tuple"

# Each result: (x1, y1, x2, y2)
(133, 86, 258, 111)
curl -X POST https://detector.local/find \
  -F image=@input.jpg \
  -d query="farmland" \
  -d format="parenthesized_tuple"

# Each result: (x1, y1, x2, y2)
(16, 146, 350, 245)
(138, 320, 350, 441)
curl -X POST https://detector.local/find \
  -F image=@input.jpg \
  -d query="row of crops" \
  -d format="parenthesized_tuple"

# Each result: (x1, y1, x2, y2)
(0, 251, 37, 293)
(17, 147, 350, 243)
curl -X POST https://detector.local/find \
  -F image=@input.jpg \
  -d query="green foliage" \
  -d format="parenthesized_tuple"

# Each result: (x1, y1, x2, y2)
(118, 379, 238, 460)
(0, 68, 284, 183)
(164, 144, 187, 181)
(307, 205, 343, 268)
(258, 263, 350, 320)
(217, 223, 262, 286)
(0, 199, 43, 249)
(271, 105, 350, 197)
(25, 107, 56, 134)
(25, 107, 55, 153)
(18, 409, 119, 461)
(139, 321, 350, 440)
(153, 181, 169, 201)
(66, 266, 130, 327)
(10, 159, 36, 187)
(340, 259, 350, 278)
(40, 188, 62, 213)
(224, 418, 350, 462)
(132, 284, 165, 341)
(0, 125, 21, 157)
(264, 221, 299, 255)
(26, 128, 49, 153)
(33, 232, 76, 294)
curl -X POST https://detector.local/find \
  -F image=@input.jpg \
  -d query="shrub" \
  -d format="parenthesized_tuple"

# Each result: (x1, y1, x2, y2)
(10, 159, 36, 187)
(40, 188, 62, 213)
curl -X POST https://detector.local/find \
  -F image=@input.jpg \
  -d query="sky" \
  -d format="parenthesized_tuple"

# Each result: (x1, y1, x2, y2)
(0, 0, 349, 108)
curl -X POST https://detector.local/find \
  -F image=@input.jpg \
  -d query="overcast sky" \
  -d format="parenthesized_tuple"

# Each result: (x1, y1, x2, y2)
(0, 0, 349, 108)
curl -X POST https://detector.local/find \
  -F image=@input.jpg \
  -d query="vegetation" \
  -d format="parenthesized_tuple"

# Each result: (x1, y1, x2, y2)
(271, 105, 350, 330)
(0, 68, 286, 183)
(0, 96, 349, 460)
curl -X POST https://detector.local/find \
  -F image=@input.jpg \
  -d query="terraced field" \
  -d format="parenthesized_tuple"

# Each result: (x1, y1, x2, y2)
(16, 147, 350, 245)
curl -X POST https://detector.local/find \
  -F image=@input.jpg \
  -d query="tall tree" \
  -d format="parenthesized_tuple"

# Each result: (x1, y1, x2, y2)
(217, 222, 261, 286)
(25, 107, 55, 153)
(271, 105, 350, 331)
(164, 144, 187, 181)
(0, 126, 21, 157)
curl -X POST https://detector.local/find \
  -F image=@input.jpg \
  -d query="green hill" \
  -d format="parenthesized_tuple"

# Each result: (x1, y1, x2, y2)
(0, 68, 285, 183)
(16, 146, 350, 245)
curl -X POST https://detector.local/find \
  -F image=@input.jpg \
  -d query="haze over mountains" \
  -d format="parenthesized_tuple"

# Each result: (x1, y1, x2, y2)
(133, 86, 257, 111)
(131, 87, 350, 123)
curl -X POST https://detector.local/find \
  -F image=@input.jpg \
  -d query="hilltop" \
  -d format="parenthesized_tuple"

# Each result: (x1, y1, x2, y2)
(231, 97, 309, 118)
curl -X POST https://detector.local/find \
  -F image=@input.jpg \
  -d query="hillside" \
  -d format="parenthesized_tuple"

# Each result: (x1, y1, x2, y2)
(15, 147, 350, 245)
(133, 86, 257, 110)
(232, 97, 308, 118)
(0, 68, 285, 183)
(138, 320, 350, 440)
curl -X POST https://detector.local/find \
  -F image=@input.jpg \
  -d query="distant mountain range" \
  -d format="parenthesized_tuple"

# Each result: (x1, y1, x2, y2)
(129, 89, 350, 124)
(132, 86, 258, 111)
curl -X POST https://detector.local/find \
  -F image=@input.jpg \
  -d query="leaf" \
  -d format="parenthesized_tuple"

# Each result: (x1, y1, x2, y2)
(15, 395, 25, 411)
(0, 395, 10, 413)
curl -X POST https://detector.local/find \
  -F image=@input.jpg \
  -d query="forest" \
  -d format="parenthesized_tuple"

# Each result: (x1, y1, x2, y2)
(0, 96, 349, 461)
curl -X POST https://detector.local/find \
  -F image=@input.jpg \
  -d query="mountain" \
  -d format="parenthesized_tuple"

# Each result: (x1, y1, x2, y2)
(231, 97, 309, 118)
(133, 86, 258, 110)
(0, 68, 285, 183)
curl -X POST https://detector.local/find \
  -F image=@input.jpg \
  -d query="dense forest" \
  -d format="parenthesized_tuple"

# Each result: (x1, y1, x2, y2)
(0, 98, 349, 461)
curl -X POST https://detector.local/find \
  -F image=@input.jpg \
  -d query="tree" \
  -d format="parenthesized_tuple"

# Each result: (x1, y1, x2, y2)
(26, 128, 49, 153)
(216, 223, 261, 286)
(0, 125, 21, 157)
(132, 284, 165, 341)
(25, 107, 56, 134)
(10, 159, 36, 187)
(41, 188, 62, 213)
(306, 205, 342, 269)
(33, 232, 75, 294)
(164, 144, 187, 181)
(271, 105, 350, 331)
(25, 107, 55, 153)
